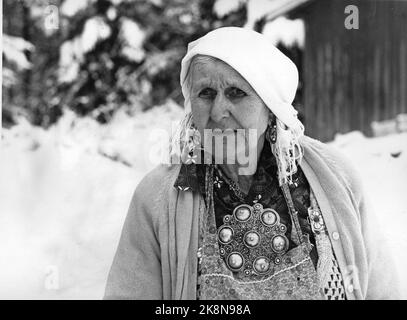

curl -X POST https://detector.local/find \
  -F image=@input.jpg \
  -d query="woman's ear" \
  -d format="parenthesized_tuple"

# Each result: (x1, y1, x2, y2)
(268, 112, 276, 126)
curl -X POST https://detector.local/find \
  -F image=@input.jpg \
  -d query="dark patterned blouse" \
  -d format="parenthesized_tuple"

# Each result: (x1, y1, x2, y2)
(174, 142, 318, 268)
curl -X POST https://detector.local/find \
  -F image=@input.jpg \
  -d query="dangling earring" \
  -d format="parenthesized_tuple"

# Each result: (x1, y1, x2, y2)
(170, 112, 193, 161)
(181, 115, 202, 164)
(266, 115, 277, 144)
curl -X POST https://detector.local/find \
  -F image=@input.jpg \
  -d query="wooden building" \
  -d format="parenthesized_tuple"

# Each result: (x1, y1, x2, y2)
(265, 0, 407, 141)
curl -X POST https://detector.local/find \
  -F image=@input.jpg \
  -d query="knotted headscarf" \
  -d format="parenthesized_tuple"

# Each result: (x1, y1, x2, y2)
(179, 27, 305, 185)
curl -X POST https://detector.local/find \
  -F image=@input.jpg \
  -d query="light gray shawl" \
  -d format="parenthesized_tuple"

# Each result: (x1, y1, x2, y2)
(104, 136, 401, 300)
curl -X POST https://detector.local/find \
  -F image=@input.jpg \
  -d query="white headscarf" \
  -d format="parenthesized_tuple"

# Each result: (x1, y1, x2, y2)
(179, 27, 304, 185)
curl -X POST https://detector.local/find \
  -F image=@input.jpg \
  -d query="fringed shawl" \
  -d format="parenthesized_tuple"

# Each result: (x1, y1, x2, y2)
(104, 136, 401, 300)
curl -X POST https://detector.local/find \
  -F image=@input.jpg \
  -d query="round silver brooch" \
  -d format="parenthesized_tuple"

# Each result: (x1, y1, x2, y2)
(261, 209, 279, 226)
(234, 204, 252, 222)
(217, 203, 289, 276)
(253, 256, 270, 273)
(227, 252, 244, 271)
(271, 235, 289, 253)
(218, 226, 233, 244)
(244, 231, 260, 248)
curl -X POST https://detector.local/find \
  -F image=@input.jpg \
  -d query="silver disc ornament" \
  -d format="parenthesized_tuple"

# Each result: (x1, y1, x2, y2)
(217, 202, 289, 276)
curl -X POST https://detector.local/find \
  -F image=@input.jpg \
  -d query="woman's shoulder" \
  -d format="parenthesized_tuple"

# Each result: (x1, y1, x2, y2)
(301, 135, 364, 202)
(134, 164, 181, 200)
(126, 164, 182, 230)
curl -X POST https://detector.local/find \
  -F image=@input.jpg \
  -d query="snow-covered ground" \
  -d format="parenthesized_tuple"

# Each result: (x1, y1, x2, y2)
(330, 130, 407, 298)
(0, 102, 184, 299)
(1, 105, 406, 299)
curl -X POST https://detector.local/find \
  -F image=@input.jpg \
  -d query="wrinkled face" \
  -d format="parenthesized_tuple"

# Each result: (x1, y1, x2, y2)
(188, 56, 269, 165)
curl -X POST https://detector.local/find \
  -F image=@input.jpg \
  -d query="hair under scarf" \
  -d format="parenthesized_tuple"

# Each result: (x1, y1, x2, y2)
(179, 27, 305, 186)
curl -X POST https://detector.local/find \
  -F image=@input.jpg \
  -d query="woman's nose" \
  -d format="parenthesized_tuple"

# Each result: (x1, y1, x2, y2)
(210, 94, 231, 123)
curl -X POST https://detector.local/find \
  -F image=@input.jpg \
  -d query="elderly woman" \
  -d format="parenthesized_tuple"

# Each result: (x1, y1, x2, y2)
(104, 27, 400, 300)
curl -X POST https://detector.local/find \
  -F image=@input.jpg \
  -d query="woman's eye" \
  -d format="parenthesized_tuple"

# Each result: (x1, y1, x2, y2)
(198, 88, 217, 99)
(226, 87, 247, 98)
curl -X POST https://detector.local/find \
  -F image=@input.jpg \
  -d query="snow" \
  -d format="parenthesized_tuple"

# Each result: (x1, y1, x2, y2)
(0, 102, 184, 299)
(58, 17, 112, 83)
(81, 17, 111, 54)
(262, 16, 305, 48)
(3, 67, 17, 88)
(245, 0, 283, 29)
(330, 131, 407, 298)
(213, 0, 245, 18)
(244, 0, 305, 48)
(119, 18, 146, 63)
(1, 104, 406, 299)
(60, 0, 95, 17)
(3, 35, 34, 70)
(58, 39, 81, 83)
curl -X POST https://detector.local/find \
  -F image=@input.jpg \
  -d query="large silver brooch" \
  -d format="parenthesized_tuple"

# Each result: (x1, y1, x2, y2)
(217, 203, 289, 276)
